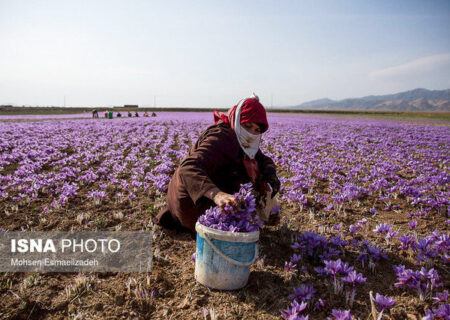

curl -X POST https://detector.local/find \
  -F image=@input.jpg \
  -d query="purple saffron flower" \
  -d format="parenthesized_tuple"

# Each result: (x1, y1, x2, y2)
(198, 183, 263, 233)
(290, 254, 302, 264)
(423, 309, 434, 320)
(349, 224, 359, 235)
(408, 220, 418, 230)
(373, 223, 393, 235)
(342, 271, 367, 285)
(332, 223, 342, 231)
(398, 234, 415, 250)
(288, 285, 316, 302)
(325, 259, 354, 277)
(291, 231, 330, 260)
(329, 235, 348, 247)
(433, 290, 449, 305)
(393, 265, 443, 300)
(374, 293, 396, 312)
(284, 261, 297, 272)
(327, 309, 353, 320)
(314, 298, 325, 310)
(385, 230, 399, 242)
(280, 300, 307, 320)
(432, 304, 450, 319)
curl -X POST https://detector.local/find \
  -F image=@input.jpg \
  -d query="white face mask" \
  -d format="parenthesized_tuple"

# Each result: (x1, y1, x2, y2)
(237, 125, 261, 158)
(234, 93, 262, 159)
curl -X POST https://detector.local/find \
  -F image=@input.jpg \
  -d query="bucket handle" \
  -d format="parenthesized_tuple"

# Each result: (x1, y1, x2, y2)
(202, 233, 258, 267)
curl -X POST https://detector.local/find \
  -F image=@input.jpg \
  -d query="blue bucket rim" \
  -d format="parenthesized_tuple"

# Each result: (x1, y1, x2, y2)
(195, 222, 260, 243)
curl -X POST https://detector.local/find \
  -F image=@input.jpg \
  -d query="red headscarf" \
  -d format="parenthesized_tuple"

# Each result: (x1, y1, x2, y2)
(213, 98, 269, 133)
(213, 96, 269, 191)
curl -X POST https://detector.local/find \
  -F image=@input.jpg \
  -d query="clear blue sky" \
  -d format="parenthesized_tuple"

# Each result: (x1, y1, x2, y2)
(0, 0, 449, 108)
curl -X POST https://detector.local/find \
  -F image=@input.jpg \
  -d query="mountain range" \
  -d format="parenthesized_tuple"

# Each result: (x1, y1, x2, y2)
(289, 88, 450, 112)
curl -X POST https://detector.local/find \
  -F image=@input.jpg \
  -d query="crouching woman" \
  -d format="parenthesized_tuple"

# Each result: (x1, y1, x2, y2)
(153, 94, 280, 237)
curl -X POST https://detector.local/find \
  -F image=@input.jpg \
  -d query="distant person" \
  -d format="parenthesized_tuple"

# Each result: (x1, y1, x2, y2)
(143, 112, 149, 117)
(117, 112, 122, 117)
(135, 112, 139, 117)
(151, 112, 157, 117)
(104, 111, 108, 118)
(108, 111, 113, 119)
(92, 110, 98, 118)
(128, 111, 132, 117)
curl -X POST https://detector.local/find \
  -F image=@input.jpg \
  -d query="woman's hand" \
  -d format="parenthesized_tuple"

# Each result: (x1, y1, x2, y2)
(213, 192, 238, 209)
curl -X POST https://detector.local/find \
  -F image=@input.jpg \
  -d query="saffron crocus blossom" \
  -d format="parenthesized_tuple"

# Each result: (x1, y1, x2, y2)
(408, 220, 418, 230)
(284, 261, 297, 272)
(424, 304, 450, 319)
(280, 300, 308, 320)
(393, 265, 442, 300)
(342, 270, 366, 285)
(432, 304, 450, 319)
(413, 238, 438, 263)
(327, 309, 353, 320)
(410, 231, 450, 264)
(87, 190, 107, 205)
(342, 271, 366, 306)
(291, 231, 341, 262)
(374, 293, 396, 312)
(357, 240, 387, 270)
(198, 183, 263, 233)
(290, 253, 302, 264)
(398, 234, 416, 250)
(288, 285, 316, 302)
(433, 290, 448, 304)
(349, 218, 368, 235)
(314, 298, 325, 310)
(321, 259, 354, 277)
(373, 223, 393, 235)
(329, 235, 348, 247)
(315, 259, 356, 295)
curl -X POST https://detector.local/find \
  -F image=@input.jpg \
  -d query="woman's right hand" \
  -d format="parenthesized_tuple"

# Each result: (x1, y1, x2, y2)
(213, 192, 238, 209)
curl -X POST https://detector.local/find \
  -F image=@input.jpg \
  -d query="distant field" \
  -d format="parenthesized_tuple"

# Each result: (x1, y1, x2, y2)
(0, 109, 87, 115)
(1, 107, 449, 121)
(269, 109, 450, 121)
(309, 111, 450, 121)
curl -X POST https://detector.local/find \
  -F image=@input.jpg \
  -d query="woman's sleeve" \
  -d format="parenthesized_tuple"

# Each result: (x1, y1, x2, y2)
(178, 129, 233, 205)
(256, 149, 277, 177)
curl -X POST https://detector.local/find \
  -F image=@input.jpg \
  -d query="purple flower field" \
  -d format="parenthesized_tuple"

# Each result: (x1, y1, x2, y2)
(0, 112, 448, 319)
(0, 112, 93, 120)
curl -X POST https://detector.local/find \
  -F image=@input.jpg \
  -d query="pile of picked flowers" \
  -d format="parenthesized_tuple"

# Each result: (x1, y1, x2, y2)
(198, 183, 264, 233)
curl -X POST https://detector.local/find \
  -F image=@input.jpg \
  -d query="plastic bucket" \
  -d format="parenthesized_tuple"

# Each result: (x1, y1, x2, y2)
(195, 222, 259, 290)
